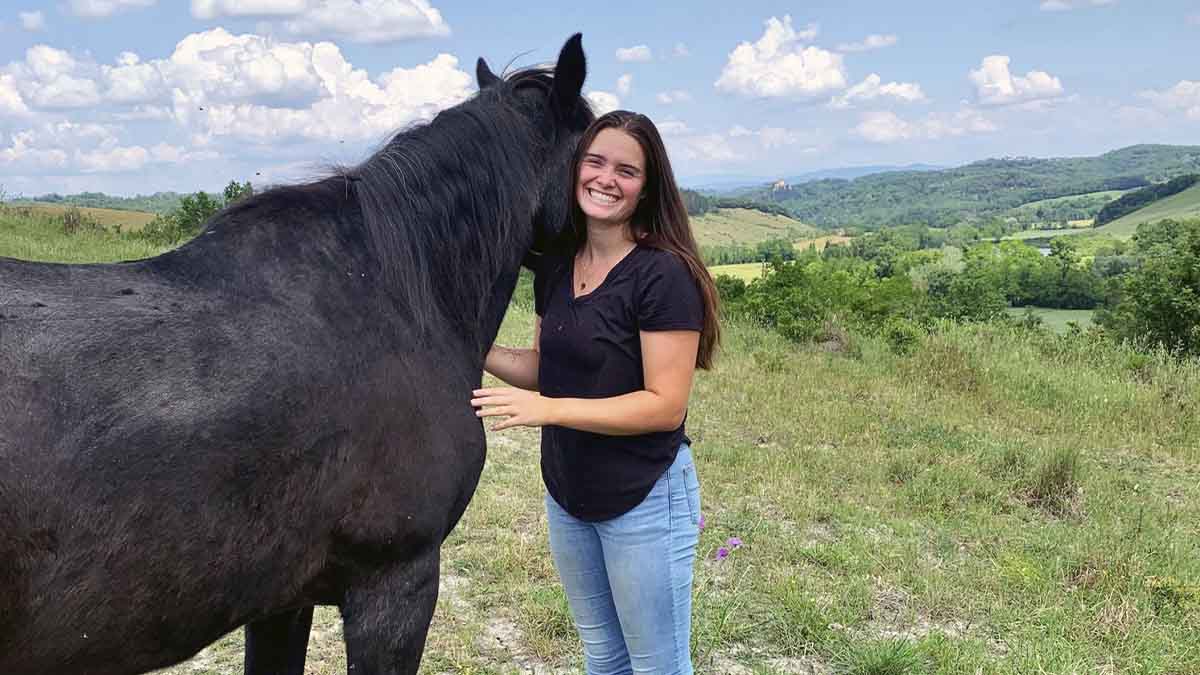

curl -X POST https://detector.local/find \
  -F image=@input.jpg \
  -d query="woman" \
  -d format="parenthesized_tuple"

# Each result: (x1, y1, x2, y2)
(471, 110, 720, 675)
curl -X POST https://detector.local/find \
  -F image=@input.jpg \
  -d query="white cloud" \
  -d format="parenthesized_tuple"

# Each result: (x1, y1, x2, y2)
(69, 0, 156, 18)
(1039, 0, 1115, 10)
(655, 119, 690, 136)
(615, 45, 652, 63)
(0, 74, 31, 116)
(674, 43, 690, 57)
(1140, 80, 1200, 120)
(656, 89, 692, 104)
(715, 15, 845, 99)
(283, 0, 450, 43)
(828, 74, 926, 109)
(674, 133, 739, 163)
(586, 90, 620, 115)
(855, 108, 997, 143)
(191, 0, 308, 18)
(191, 0, 450, 43)
(616, 74, 632, 97)
(8, 46, 103, 109)
(836, 34, 897, 52)
(969, 55, 1063, 106)
(19, 11, 45, 31)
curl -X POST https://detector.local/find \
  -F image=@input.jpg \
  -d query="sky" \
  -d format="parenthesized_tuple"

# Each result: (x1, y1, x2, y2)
(0, 0, 1198, 196)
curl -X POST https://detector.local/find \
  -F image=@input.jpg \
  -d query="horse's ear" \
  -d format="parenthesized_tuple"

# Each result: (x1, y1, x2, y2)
(476, 58, 500, 89)
(552, 33, 586, 116)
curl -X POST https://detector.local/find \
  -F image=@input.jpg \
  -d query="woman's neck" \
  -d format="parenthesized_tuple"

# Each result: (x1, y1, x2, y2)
(580, 219, 636, 261)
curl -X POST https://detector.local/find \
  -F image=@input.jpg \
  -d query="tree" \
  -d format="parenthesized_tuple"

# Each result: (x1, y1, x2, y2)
(223, 180, 253, 206)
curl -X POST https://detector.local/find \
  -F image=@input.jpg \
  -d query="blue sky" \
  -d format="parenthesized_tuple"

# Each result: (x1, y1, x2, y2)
(0, 0, 1197, 196)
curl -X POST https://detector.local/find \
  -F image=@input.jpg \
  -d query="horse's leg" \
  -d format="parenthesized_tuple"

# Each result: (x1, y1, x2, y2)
(340, 549, 440, 675)
(244, 606, 315, 675)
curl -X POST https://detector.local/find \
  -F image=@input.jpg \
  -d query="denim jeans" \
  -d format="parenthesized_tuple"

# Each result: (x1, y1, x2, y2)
(545, 444, 702, 675)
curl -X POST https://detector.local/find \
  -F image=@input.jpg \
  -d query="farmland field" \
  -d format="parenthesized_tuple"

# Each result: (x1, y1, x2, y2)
(1094, 182, 1200, 238)
(709, 261, 770, 282)
(0, 206, 168, 262)
(691, 207, 815, 246)
(1004, 307, 1095, 333)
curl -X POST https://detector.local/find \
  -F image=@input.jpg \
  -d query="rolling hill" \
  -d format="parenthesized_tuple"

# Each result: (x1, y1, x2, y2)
(748, 144, 1200, 229)
(689, 207, 815, 246)
(1094, 182, 1200, 237)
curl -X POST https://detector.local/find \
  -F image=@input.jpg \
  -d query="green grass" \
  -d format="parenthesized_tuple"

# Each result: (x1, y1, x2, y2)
(11, 205, 1200, 674)
(691, 207, 816, 246)
(710, 261, 771, 282)
(1004, 307, 1095, 333)
(0, 206, 169, 262)
(1095, 183, 1200, 238)
(1010, 190, 1129, 213)
(13, 202, 158, 230)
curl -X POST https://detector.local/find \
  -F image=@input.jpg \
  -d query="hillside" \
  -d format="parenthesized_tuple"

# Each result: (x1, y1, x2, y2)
(1095, 182, 1200, 237)
(750, 144, 1200, 229)
(690, 207, 815, 246)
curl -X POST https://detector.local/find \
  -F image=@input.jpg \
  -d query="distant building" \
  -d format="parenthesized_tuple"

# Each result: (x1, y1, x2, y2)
(771, 179, 788, 191)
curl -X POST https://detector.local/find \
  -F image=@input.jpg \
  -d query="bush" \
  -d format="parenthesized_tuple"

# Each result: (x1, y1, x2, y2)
(882, 316, 925, 355)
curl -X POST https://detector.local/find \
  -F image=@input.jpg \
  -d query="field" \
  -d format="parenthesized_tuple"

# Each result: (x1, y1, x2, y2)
(6, 210, 1200, 675)
(9, 202, 158, 231)
(691, 207, 816, 246)
(1006, 183, 1200, 244)
(1004, 307, 1095, 333)
(709, 261, 770, 282)
(794, 234, 853, 251)
(1094, 183, 1200, 238)
(0, 206, 168, 262)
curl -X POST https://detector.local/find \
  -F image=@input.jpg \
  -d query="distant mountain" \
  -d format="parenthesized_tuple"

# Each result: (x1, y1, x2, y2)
(750, 144, 1200, 229)
(781, 164, 947, 184)
(684, 164, 946, 194)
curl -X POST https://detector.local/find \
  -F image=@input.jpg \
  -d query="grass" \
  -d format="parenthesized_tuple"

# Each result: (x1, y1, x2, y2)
(11, 202, 158, 231)
(1095, 183, 1200, 238)
(691, 207, 816, 246)
(8, 208, 1200, 674)
(1004, 307, 1095, 333)
(709, 261, 770, 282)
(0, 206, 169, 262)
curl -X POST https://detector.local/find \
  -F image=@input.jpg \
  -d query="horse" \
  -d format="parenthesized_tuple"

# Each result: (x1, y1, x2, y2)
(0, 34, 592, 675)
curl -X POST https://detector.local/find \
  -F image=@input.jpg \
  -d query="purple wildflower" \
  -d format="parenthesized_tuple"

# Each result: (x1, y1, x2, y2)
(715, 546, 730, 560)
(698, 513, 706, 530)
(726, 537, 743, 550)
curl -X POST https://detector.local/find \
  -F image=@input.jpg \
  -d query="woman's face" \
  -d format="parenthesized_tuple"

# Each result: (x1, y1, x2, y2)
(576, 128, 647, 228)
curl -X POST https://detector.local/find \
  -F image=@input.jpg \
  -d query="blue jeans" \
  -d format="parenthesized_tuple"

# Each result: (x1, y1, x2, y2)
(545, 444, 702, 675)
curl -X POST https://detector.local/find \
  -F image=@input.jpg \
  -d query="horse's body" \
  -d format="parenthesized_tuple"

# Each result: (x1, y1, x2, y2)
(0, 37, 590, 675)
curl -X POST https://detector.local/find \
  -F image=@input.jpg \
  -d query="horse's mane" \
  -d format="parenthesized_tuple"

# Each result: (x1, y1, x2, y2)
(231, 68, 561, 344)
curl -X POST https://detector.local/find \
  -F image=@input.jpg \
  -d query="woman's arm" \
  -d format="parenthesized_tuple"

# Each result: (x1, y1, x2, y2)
(483, 317, 541, 391)
(473, 329, 699, 434)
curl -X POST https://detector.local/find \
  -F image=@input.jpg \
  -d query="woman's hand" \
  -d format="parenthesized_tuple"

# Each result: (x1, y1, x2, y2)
(471, 387, 558, 431)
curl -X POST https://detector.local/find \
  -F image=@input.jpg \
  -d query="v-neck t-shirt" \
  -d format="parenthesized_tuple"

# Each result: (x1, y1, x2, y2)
(533, 245, 704, 521)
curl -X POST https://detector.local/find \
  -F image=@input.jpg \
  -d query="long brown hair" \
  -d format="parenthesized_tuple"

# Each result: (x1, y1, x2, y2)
(567, 110, 720, 369)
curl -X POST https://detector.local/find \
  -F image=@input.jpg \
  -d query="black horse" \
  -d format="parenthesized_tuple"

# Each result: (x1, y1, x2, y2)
(0, 35, 591, 675)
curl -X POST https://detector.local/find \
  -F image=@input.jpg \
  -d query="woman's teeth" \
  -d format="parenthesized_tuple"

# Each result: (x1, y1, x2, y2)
(588, 188, 618, 204)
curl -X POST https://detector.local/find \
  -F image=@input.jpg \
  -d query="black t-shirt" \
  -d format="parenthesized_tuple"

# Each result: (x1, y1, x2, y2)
(533, 244, 704, 521)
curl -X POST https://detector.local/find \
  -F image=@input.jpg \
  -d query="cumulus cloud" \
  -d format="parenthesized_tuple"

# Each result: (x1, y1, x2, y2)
(0, 73, 31, 116)
(969, 55, 1063, 106)
(617, 74, 632, 97)
(191, 0, 308, 18)
(1, 27, 475, 150)
(19, 11, 46, 31)
(69, 0, 156, 18)
(836, 34, 897, 53)
(586, 90, 620, 115)
(0, 121, 201, 174)
(855, 109, 997, 143)
(1039, 0, 1115, 10)
(674, 43, 690, 57)
(828, 74, 926, 109)
(6, 46, 103, 109)
(655, 119, 690, 136)
(1140, 80, 1200, 120)
(615, 45, 652, 63)
(656, 89, 691, 104)
(715, 15, 845, 99)
(191, 0, 450, 43)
